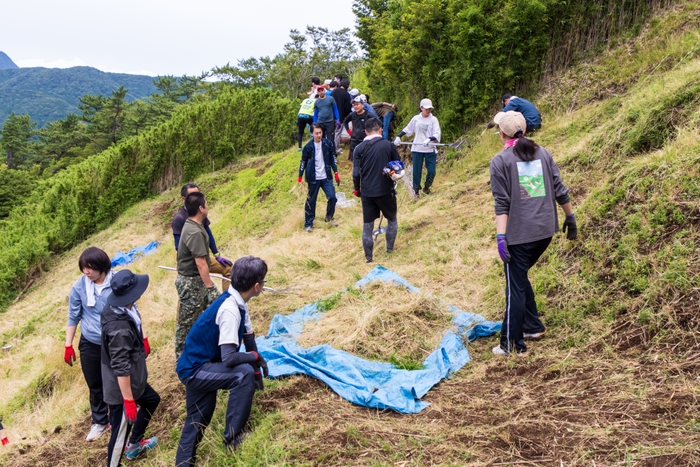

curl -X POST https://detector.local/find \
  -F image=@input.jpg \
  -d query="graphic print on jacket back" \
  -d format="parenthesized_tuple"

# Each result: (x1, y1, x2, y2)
(517, 160, 546, 198)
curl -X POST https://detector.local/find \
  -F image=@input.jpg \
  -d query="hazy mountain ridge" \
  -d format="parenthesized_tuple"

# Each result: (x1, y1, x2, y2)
(0, 51, 19, 70)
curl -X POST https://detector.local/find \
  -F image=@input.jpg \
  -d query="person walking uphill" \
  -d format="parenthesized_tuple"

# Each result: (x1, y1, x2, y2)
(394, 98, 441, 197)
(343, 96, 371, 161)
(312, 85, 341, 142)
(102, 270, 160, 466)
(175, 191, 221, 359)
(297, 97, 315, 151)
(298, 123, 340, 232)
(353, 117, 403, 263)
(489, 111, 577, 356)
(64, 247, 117, 442)
(175, 256, 269, 466)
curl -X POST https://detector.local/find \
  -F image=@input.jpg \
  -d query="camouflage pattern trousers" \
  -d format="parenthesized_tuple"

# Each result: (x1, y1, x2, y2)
(174, 275, 220, 359)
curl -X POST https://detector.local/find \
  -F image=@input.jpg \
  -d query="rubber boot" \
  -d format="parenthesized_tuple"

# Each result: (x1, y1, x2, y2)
(362, 222, 374, 262)
(386, 219, 398, 252)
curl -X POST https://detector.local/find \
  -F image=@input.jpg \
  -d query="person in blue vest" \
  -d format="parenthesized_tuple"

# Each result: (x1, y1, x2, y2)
(488, 94, 542, 133)
(175, 256, 269, 467)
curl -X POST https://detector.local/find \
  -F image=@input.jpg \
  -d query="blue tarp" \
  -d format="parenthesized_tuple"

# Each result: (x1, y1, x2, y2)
(110, 241, 161, 268)
(255, 265, 501, 414)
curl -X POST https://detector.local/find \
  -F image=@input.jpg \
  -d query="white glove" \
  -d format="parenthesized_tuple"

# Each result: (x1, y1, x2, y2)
(393, 137, 401, 146)
(423, 138, 433, 145)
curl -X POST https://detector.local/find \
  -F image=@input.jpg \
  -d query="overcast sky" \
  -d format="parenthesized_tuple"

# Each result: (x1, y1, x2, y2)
(2, 0, 357, 76)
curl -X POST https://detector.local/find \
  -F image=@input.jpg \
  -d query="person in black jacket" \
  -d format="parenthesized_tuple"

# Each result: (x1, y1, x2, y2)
(333, 79, 352, 154)
(298, 123, 340, 232)
(352, 117, 402, 262)
(101, 270, 160, 466)
(343, 97, 371, 161)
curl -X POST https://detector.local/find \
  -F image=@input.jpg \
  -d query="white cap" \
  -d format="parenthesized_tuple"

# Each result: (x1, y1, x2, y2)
(420, 98, 433, 109)
(359, 94, 367, 103)
(349, 88, 359, 97)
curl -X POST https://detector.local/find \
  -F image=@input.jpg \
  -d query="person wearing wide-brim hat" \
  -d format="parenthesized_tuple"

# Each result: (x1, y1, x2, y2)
(101, 269, 160, 466)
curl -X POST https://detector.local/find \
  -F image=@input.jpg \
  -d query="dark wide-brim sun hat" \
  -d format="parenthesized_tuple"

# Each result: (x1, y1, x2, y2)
(107, 269, 149, 306)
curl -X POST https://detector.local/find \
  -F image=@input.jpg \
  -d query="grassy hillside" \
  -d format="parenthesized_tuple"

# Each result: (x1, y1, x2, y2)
(0, 66, 156, 127)
(2, 4, 700, 466)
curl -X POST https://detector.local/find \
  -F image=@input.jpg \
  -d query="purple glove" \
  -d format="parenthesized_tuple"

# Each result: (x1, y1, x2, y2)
(335, 120, 341, 128)
(215, 255, 232, 266)
(496, 234, 510, 263)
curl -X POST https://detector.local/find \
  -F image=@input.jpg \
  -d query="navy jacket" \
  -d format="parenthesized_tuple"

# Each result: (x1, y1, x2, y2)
(299, 138, 338, 183)
(502, 97, 542, 132)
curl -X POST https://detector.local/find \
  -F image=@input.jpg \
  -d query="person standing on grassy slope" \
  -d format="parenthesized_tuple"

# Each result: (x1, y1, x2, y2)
(175, 256, 268, 466)
(298, 123, 340, 232)
(64, 247, 119, 442)
(343, 96, 371, 161)
(173, 183, 232, 289)
(312, 85, 341, 142)
(353, 117, 402, 263)
(175, 191, 221, 359)
(101, 270, 160, 466)
(394, 98, 441, 197)
(489, 111, 577, 356)
(333, 79, 352, 154)
(296, 96, 315, 151)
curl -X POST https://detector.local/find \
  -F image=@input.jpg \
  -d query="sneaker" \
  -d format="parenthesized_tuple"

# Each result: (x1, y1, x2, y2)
(86, 423, 110, 442)
(305, 226, 312, 232)
(324, 216, 338, 226)
(125, 437, 158, 460)
(386, 248, 393, 254)
(492, 345, 523, 356)
(523, 330, 546, 340)
(297, 147, 302, 152)
(413, 190, 420, 199)
(366, 257, 373, 263)
(423, 186, 431, 195)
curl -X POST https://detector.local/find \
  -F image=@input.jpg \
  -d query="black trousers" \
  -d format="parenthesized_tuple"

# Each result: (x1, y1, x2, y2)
(297, 116, 313, 148)
(304, 179, 337, 227)
(318, 120, 335, 142)
(500, 237, 551, 353)
(175, 362, 255, 467)
(106, 383, 160, 467)
(78, 336, 109, 425)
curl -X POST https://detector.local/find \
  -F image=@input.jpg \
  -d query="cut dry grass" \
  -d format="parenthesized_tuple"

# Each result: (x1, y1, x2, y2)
(297, 281, 453, 368)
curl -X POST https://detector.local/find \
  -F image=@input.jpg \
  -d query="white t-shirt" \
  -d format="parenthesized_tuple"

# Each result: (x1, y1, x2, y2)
(216, 287, 253, 347)
(313, 141, 327, 180)
(401, 113, 441, 153)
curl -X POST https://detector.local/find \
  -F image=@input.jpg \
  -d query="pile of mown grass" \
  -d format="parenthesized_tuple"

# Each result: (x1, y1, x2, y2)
(297, 281, 453, 369)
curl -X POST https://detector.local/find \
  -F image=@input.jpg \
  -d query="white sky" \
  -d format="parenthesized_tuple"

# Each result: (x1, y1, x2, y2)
(1, 0, 357, 76)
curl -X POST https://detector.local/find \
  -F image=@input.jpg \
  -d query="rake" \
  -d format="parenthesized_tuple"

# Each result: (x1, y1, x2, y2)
(157, 266, 299, 294)
(395, 140, 466, 150)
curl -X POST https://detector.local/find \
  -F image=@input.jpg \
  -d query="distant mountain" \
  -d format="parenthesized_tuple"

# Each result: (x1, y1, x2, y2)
(0, 66, 157, 127)
(0, 51, 18, 70)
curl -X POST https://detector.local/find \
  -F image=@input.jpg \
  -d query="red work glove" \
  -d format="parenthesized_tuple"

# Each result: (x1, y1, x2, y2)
(297, 176, 303, 184)
(123, 399, 137, 423)
(143, 337, 150, 357)
(347, 128, 352, 135)
(64, 345, 76, 366)
(1, 437, 8, 446)
(353, 190, 360, 197)
(334, 172, 340, 186)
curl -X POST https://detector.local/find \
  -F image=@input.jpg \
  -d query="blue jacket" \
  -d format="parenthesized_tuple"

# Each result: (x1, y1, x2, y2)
(176, 291, 248, 382)
(502, 97, 542, 132)
(67, 273, 113, 345)
(363, 103, 379, 119)
(299, 138, 338, 183)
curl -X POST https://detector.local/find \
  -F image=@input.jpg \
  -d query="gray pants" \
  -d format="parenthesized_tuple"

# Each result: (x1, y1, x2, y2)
(362, 219, 398, 261)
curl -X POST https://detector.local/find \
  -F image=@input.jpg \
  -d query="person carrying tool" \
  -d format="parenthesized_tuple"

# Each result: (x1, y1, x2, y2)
(298, 123, 340, 232)
(101, 269, 160, 465)
(175, 256, 269, 466)
(175, 191, 221, 359)
(353, 117, 403, 263)
(489, 111, 577, 356)
(173, 183, 232, 290)
(394, 98, 441, 197)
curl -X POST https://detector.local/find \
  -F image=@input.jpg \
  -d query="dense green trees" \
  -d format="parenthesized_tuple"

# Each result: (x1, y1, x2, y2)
(0, 112, 36, 169)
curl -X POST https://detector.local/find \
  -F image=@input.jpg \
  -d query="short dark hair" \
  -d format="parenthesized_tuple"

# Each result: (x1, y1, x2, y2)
(310, 123, 323, 133)
(78, 247, 111, 275)
(180, 183, 198, 198)
(502, 93, 513, 105)
(364, 117, 383, 133)
(340, 78, 350, 89)
(311, 77, 320, 85)
(230, 256, 268, 292)
(329, 80, 338, 88)
(185, 192, 206, 217)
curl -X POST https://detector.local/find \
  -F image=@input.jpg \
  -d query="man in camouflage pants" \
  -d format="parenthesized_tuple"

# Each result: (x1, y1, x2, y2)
(175, 191, 220, 359)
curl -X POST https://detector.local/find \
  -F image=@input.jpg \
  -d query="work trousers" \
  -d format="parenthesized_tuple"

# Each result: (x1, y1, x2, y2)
(411, 151, 436, 193)
(107, 384, 160, 467)
(78, 336, 109, 426)
(318, 121, 335, 142)
(304, 179, 337, 228)
(175, 275, 214, 360)
(208, 258, 232, 290)
(333, 123, 342, 152)
(297, 116, 313, 149)
(382, 112, 395, 140)
(500, 237, 551, 353)
(175, 362, 256, 467)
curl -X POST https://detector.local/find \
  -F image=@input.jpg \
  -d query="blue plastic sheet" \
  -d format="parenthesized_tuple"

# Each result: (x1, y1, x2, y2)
(256, 265, 501, 414)
(110, 241, 161, 268)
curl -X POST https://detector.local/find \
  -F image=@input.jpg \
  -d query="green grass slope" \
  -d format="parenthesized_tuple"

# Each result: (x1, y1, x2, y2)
(2, 4, 700, 466)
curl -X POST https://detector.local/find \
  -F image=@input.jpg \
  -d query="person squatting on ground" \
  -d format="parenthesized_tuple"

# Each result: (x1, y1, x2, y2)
(488, 94, 542, 134)
(371, 101, 398, 140)
(175, 256, 269, 467)
(297, 96, 315, 151)
(343, 96, 371, 161)
(101, 270, 160, 466)
(173, 183, 232, 290)
(394, 98, 441, 197)
(489, 111, 577, 356)
(175, 191, 221, 359)
(312, 85, 341, 142)
(353, 117, 402, 263)
(298, 123, 340, 232)
(64, 247, 116, 442)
